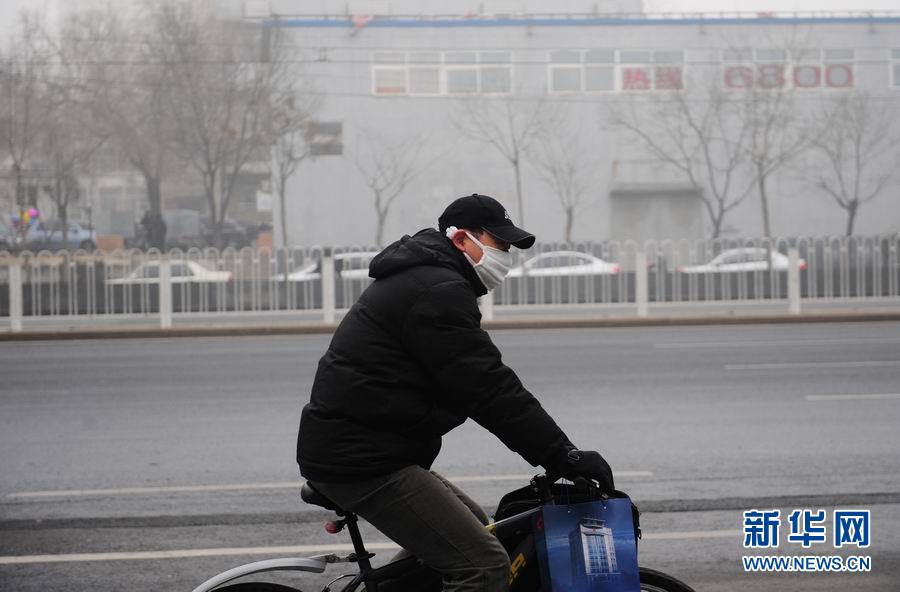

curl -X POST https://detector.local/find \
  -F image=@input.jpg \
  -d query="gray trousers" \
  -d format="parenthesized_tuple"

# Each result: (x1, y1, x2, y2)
(310, 465, 510, 592)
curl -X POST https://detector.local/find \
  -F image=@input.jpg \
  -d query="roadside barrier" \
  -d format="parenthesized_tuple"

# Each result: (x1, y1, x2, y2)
(1, 235, 897, 331)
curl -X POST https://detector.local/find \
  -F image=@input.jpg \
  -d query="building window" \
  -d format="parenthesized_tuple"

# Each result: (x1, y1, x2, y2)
(548, 49, 676, 93)
(373, 52, 407, 94)
(371, 51, 511, 96)
(305, 121, 343, 156)
(585, 49, 615, 92)
(548, 50, 582, 93)
(447, 69, 478, 94)
(480, 51, 512, 94)
(408, 52, 441, 95)
(722, 48, 854, 90)
(892, 49, 900, 88)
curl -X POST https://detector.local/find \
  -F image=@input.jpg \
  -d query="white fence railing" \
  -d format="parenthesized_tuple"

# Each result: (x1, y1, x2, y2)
(1, 235, 898, 331)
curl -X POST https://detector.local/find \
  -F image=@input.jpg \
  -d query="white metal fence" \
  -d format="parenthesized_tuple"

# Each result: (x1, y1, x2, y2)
(1, 235, 898, 331)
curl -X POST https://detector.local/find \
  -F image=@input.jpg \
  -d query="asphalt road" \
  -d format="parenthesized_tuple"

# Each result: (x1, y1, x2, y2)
(1, 323, 899, 591)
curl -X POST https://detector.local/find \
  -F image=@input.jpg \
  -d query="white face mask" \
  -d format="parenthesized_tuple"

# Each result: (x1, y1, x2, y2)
(446, 227, 513, 291)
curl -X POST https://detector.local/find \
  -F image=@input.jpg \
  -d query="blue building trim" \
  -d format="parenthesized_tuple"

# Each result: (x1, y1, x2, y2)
(264, 15, 900, 29)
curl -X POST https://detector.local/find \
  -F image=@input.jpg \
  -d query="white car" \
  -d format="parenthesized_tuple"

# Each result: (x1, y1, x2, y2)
(678, 248, 806, 273)
(507, 251, 621, 278)
(106, 260, 234, 285)
(274, 251, 379, 282)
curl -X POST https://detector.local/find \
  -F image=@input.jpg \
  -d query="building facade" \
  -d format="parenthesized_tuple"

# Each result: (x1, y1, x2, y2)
(246, 4, 900, 247)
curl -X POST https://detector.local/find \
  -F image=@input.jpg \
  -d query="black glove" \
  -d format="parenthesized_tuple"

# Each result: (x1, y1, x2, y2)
(545, 448, 615, 493)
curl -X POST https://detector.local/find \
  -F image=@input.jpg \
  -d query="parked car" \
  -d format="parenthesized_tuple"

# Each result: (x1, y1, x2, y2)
(106, 260, 233, 285)
(200, 218, 254, 249)
(274, 251, 380, 282)
(678, 247, 806, 273)
(3, 221, 97, 251)
(508, 251, 620, 278)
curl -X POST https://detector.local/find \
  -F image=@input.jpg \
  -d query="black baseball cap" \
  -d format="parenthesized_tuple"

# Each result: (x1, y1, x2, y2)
(438, 194, 536, 249)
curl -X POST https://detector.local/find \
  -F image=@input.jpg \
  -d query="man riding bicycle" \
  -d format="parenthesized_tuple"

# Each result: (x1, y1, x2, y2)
(297, 194, 615, 592)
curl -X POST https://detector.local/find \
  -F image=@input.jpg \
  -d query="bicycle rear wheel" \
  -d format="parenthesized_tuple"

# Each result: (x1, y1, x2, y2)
(639, 567, 695, 592)
(212, 584, 302, 591)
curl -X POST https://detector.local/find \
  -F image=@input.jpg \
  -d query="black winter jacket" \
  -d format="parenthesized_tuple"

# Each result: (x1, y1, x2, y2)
(296, 228, 572, 482)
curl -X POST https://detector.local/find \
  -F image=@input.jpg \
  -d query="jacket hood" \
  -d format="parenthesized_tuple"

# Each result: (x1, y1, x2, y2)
(369, 228, 487, 297)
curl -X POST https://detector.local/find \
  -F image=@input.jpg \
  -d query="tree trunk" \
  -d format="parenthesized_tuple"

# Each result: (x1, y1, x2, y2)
(58, 177, 70, 247)
(845, 200, 859, 236)
(513, 157, 525, 226)
(279, 183, 289, 252)
(757, 166, 772, 240)
(564, 206, 573, 244)
(14, 164, 27, 242)
(711, 208, 724, 239)
(757, 165, 774, 272)
(145, 176, 166, 250)
(60, 202, 69, 247)
(376, 209, 386, 248)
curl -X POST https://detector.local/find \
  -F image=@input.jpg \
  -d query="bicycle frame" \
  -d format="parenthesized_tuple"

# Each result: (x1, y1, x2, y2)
(190, 475, 662, 592)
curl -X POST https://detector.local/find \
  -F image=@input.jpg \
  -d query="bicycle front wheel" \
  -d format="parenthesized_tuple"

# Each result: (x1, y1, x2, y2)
(639, 567, 696, 592)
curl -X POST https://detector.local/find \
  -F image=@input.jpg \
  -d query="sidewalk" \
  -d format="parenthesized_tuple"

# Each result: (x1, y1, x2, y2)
(2, 299, 899, 340)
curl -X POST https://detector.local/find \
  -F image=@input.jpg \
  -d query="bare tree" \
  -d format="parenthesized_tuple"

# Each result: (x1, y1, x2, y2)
(612, 75, 754, 238)
(37, 101, 104, 247)
(808, 92, 899, 235)
(264, 28, 322, 251)
(726, 42, 813, 241)
(61, 7, 174, 249)
(0, 11, 54, 240)
(528, 116, 599, 243)
(149, 1, 295, 248)
(452, 94, 558, 227)
(271, 120, 311, 252)
(351, 129, 428, 247)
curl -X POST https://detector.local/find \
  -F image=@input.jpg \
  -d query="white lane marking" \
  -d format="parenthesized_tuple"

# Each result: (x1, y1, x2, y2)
(6, 472, 654, 499)
(6, 482, 300, 499)
(0, 530, 739, 565)
(805, 393, 900, 401)
(654, 338, 900, 349)
(0, 543, 399, 565)
(726, 360, 900, 370)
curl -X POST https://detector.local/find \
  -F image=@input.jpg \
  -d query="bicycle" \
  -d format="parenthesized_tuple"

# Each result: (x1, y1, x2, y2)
(191, 473, 695, 592)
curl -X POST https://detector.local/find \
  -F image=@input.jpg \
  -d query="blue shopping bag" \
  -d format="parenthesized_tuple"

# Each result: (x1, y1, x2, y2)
(534, 496, 640, 591)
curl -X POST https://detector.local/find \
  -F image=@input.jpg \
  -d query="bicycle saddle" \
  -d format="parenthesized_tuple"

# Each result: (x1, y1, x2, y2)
(300, 482, 346, 514)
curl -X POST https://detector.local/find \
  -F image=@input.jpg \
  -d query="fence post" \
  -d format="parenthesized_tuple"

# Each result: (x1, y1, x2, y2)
(635, 250, 648, 318)
(9, 261, 23, 333)
(479, 294, 494, 321)
(321, 247, 335, 324)
(159, 257, 172, 329)
(788, 247, 801, 315)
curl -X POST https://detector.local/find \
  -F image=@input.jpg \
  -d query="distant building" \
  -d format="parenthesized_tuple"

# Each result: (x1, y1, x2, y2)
(244, 4, 900, 245)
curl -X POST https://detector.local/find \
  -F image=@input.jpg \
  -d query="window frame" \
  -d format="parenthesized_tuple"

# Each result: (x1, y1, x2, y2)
(372, 64, 408, 96)
(547, 49, 681, 94)
(370, 50, 513, 97)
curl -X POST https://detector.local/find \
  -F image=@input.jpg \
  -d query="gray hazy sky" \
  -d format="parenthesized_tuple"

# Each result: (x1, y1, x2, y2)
(2, 0, 899, 40)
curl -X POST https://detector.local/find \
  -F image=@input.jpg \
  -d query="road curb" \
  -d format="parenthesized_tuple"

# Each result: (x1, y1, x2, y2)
(2, 311, 899, 341)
